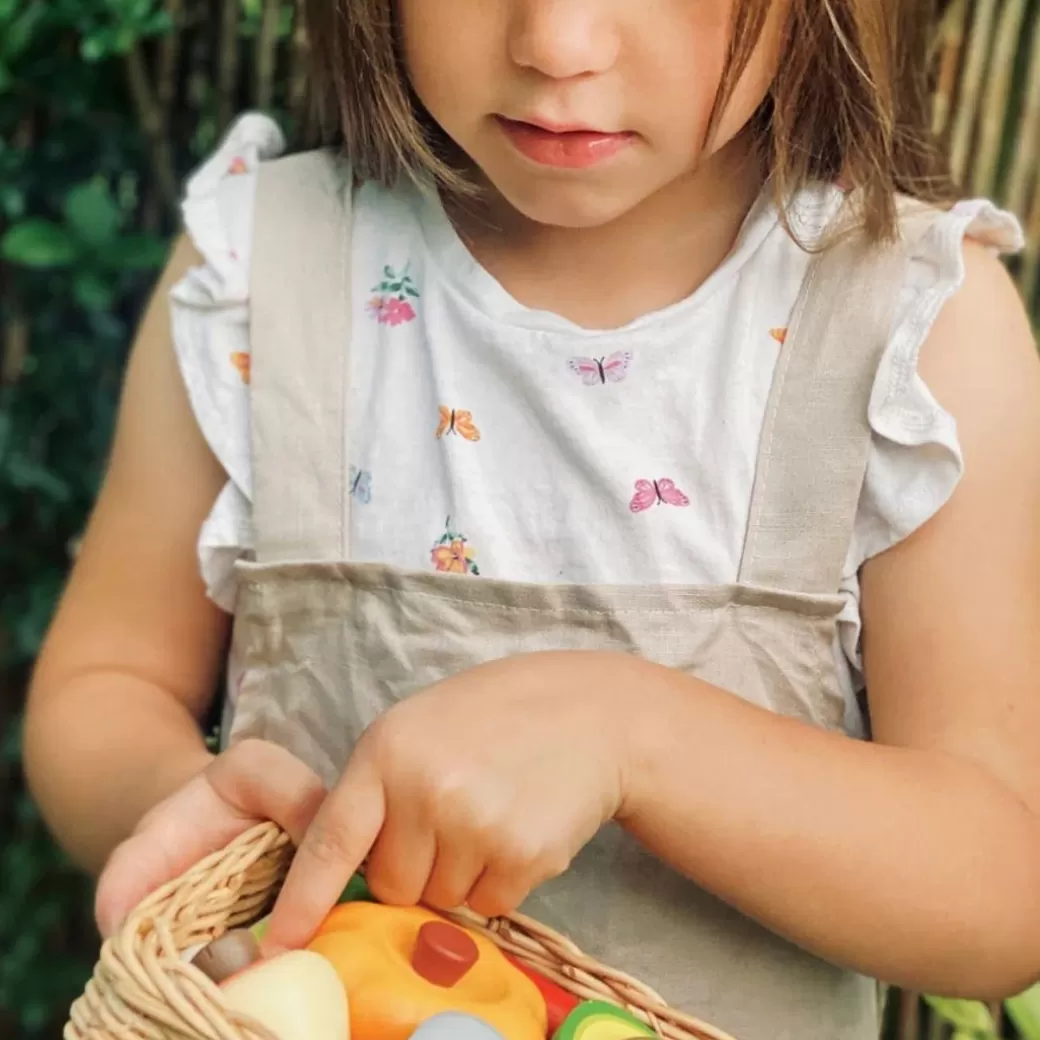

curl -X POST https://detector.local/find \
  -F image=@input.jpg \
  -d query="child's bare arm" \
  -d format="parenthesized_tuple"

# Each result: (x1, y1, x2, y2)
(609, 245, 1040, 998)
(23, 234, 229, 875)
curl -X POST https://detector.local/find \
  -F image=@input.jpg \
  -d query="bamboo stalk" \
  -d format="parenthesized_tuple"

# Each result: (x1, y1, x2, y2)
(988, 1001, 1004, 1036)
(157, 0, 184, 117)
(288, 0, 310, 126)
(1, 316, 28, 388)
(932, 0, 971, 139)
(897, 992, 921, 1040)
(125, 43, 179, 218)
(972, 0, 1028, 198)
(950, 0, 999, 186)
(217, 0, 241, 133)
(1006, 1, 1040, 218)
(1020, 154, 1040, 313)
(255, 0, 281, 110)
(185, 0, 210, 113)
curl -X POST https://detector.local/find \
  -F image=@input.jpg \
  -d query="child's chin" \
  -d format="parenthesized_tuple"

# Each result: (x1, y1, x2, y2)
(493, 176, 657, 231)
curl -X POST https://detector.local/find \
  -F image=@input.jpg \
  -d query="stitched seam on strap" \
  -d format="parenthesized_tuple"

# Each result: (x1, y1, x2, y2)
(740, 257, 823, 580)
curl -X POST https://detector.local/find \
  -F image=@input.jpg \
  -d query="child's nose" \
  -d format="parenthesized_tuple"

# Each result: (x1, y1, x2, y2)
(507, 0, 621, 80)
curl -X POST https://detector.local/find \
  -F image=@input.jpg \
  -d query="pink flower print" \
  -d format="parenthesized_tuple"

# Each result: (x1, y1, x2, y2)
(431, 519, 480, 576)
(382, 297, 416, 326)
(369, 264, 420, 325)
(228, 156, 248, 176)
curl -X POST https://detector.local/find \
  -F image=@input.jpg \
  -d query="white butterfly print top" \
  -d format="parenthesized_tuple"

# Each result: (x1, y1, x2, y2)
(170, 112, 1023, 734)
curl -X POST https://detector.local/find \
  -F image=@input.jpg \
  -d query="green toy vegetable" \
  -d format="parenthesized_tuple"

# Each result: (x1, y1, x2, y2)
(553, 1001, 656, 1040)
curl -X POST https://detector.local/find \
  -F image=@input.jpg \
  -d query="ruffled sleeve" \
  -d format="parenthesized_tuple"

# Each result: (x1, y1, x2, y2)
(169, 113, 287, 610)
(838, 198, 1025, 683)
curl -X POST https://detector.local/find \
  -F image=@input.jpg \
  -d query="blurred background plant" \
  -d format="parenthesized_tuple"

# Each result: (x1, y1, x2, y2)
(1, 1, 1039, 1037)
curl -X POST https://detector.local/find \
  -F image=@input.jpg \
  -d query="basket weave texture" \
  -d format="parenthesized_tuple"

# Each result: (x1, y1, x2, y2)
(65, 823, 740, 1040)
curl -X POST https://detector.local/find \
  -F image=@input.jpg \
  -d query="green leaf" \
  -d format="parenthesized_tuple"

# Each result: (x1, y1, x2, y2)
(405, 287, 420, 298)
(103, 233, 168, 270)
(2, 1, 46, 61)
(1007, 985, 1040, 1040)
(924, 996, 998, 1037)
(0, 184, 26, 220)
(4, 452, 72, 502)
(65, 180, 121, 246)
(0, 220, 78, 268)
(73, 272, 115, 312)
(80, 34, 106, 62)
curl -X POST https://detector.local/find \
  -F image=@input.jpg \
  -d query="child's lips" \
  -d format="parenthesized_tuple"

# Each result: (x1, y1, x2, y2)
(495, 116, 635, 169)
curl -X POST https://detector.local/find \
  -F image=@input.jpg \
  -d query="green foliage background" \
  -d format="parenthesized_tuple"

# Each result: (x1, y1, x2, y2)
(0, 2, 306, 1034)
(0, 1, 1037, 1038)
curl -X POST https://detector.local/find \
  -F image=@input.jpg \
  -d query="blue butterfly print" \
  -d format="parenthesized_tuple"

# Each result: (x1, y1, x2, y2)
(349, 465, 373, 505)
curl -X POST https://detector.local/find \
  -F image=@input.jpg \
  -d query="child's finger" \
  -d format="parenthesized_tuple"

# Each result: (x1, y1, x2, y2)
(422, 839, 487, 911)
(262, 754, 386, 953)
(94, 774, 247, 938)
(364, 793, 436, 907)
(465, 859, 534, 921)
(94, 742, 326, 940)
(207, 738, 328, 845)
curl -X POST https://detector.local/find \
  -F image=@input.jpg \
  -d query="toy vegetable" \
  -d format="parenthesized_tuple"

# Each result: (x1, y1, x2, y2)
(308, 903, 546, 1040)
(504, 953, 580, 1034)
(192, 930, 349, 1040)
(553, 1001, 656, 1040)
(408, 1011, 507, 1040)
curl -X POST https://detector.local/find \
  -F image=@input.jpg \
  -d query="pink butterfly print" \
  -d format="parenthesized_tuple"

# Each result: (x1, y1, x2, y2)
(568, 350, 632, 386)
(629, 478, 690, 513)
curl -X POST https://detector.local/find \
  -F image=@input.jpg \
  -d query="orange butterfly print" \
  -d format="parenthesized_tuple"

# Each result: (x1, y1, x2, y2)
(437, 406, 481, 442)
(230, 351, 251, 384)
(769, 327, 788, 344)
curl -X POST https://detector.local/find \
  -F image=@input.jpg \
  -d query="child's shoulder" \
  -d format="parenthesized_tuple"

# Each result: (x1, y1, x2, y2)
(782, 180, 1023, 260)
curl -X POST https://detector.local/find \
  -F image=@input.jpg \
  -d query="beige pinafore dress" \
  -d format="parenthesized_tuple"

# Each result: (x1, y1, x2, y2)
(225, 152, 915, 1040)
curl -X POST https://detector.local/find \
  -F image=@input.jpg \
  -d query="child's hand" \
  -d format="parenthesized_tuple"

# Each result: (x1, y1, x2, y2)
(263, 651, 633, 953)
(94, 739, 326, 938)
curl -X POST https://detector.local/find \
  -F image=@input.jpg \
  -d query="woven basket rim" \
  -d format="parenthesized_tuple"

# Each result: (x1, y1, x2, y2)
(65, 821, 742, 1040)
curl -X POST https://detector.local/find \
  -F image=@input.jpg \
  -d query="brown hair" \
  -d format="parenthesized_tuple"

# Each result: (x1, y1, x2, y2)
(304, 0, 954, 242)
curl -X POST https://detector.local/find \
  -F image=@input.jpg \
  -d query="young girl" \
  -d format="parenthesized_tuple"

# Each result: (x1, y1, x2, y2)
(24, 2, 1040, 1038)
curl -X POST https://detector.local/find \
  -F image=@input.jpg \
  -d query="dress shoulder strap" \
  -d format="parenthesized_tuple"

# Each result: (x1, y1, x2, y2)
(248, 149, 355, 564)
(738, 197, 934, 595)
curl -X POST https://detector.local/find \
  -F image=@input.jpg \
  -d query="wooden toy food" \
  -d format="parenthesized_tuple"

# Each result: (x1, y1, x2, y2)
(192, 930, 349, 1040)
(553, 1001, 656, 1040)
(408, 1011, 508, 1040)
(307, 902, 546, 1040)
(65, 824, 737, 1040)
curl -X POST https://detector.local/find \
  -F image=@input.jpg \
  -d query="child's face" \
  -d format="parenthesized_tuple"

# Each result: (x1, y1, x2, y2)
(399, 0, 786, 228)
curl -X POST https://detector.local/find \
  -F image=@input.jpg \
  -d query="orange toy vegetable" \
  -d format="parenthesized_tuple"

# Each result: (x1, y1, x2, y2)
(308, 903, 547, 1040)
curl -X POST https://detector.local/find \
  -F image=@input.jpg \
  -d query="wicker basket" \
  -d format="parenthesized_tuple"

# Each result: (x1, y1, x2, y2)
(64, 822, 741, 1040)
